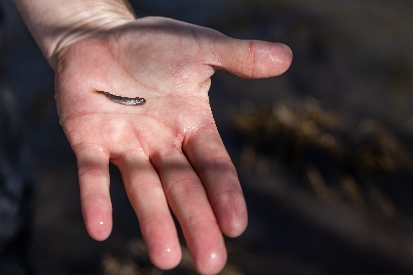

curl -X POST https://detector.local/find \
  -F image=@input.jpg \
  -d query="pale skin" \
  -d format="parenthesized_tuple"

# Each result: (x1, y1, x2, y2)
(14, 1, 292, 274)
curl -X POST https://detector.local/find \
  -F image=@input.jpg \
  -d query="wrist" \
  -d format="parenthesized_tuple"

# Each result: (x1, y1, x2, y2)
(14, 0, 136, 69)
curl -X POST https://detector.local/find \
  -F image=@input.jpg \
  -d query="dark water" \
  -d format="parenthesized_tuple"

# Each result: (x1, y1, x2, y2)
(1, 0, 413, 274)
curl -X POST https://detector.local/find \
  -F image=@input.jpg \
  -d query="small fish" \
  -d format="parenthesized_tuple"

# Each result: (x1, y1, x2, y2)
(93, 89, 146, 106)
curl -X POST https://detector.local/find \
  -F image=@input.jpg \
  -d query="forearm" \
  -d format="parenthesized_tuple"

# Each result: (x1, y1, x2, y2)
(13, 0, 136, 69)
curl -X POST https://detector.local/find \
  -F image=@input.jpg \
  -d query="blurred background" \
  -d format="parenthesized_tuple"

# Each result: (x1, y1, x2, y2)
(1, 0, 413, 274)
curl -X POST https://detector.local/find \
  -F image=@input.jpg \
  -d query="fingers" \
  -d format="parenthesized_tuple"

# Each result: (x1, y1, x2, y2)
(184, 126, 248, 238)
(151, 146, 227, 275)
(115, 149, 181, 270)
(75, 144, 113, 241)
(211, 36, 293, 79)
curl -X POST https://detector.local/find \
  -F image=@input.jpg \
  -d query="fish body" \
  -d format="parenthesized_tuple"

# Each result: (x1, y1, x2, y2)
(94, 89, 146, 106)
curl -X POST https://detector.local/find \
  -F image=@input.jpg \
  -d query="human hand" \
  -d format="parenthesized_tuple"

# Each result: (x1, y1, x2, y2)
(54, 17, 292, 274)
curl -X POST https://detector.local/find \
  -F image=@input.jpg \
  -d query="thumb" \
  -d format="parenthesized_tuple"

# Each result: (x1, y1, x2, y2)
(211, 37, 293, 79)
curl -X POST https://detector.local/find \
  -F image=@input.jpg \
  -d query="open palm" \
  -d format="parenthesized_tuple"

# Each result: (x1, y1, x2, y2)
(54, 17, 292, 274)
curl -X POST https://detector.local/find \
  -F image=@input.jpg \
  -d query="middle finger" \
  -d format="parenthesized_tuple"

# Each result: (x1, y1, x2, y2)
(150, 145, 227, 274)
